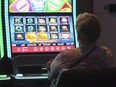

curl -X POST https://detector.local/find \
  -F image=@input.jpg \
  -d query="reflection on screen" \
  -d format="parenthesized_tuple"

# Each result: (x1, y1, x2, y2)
(9, 0, 72, 13)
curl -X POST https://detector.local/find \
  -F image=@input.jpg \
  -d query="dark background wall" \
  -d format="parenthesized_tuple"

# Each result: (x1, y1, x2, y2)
(77, 0, 116, 66)
(93, 0, 116, 66)
(76, 0, 93, 15)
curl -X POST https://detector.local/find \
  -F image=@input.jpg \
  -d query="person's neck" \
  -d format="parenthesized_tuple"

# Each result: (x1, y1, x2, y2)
(79, 41, 97, 48)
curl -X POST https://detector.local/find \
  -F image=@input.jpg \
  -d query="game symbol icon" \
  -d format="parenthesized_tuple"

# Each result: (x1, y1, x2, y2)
(26, 25, 36, 32)
(15, 33, 25, 40)
(38, 32, 48, 40)
(38, 25, 47, 32)
(50, 33, 59, 39)
(61, 32, 70, 39)
(49, 25, 58, 31)
(49, 17, 57, 24)
(38, 18, 46, 24)
(60, 17, 69, 24)
(26, 18, 34, 24)
(15, 26, 23, 32)
(14, 18, 23, 24)
(26, 32, 37, 42)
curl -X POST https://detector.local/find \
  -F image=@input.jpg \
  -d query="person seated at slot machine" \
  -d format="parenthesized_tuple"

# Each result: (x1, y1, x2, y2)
(46, 12, 113, 87)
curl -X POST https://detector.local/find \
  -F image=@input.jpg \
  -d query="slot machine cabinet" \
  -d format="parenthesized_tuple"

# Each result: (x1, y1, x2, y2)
(4, 0, 78, 87)
(4, 0, 78, 74)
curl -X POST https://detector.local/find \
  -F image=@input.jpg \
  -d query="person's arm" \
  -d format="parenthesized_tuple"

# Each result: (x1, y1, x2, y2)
(47, 53, 63, 81)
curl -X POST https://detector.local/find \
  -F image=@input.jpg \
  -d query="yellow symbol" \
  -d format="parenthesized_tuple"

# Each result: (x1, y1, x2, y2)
(26, 32, 37, 42)
(38, 32, 48, 40)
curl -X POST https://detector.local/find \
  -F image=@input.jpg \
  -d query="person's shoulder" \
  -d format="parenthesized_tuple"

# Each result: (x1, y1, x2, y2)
(62, 48, 80, 54)
(100, 46, 112, 57)
(61, 48, 81, 58)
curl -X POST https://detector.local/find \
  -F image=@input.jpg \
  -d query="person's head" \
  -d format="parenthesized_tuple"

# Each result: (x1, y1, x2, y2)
(76, 12, 101, 44)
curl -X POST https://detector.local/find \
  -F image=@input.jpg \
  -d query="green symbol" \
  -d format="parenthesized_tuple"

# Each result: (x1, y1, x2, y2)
(16, 26, 23, 32)
(45, 0, 64, 12)
(15, 18, 22, 24)
(28, 26, 34, 32)
(27, 18, 34, 24)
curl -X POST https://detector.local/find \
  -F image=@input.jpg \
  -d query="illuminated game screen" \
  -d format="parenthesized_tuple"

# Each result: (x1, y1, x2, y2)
(9, 0, 72, 13)
(6, 0, 77, 54)
(10, 16, 75, 53)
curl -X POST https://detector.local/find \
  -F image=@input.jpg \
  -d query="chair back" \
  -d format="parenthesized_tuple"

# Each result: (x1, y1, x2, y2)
(55, 68, 116, 87)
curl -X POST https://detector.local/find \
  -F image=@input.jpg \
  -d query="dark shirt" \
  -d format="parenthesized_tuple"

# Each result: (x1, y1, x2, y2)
(47, 46, 113, 87)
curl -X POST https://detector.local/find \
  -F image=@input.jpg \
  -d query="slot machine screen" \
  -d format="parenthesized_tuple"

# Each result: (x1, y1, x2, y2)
(8, 0, 77, 54)
(10, 15, 75, 53)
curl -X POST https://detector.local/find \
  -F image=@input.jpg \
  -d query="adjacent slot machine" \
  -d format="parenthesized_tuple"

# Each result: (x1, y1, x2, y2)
(0, 0, 4, 59)
(4, 0, 78, 69)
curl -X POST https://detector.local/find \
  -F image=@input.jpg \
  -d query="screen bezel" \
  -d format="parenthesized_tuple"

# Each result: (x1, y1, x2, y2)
(9, 13, 76, 58)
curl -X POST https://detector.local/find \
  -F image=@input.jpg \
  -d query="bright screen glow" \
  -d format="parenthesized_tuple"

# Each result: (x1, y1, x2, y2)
(0, 0, 4, 58)
(10, 16, 75, 53)
(9, 0, 72, 13)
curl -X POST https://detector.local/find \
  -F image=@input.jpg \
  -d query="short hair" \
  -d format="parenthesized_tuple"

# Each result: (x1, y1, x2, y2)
(76, 12, 101, 42)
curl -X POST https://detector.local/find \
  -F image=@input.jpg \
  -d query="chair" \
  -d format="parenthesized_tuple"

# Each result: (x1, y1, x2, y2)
(55, 68, 116, 87)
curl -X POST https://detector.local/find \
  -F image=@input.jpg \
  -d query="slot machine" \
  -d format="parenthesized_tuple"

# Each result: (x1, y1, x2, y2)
(4, 0, 79, 74)
(0, 0, 4, 59)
